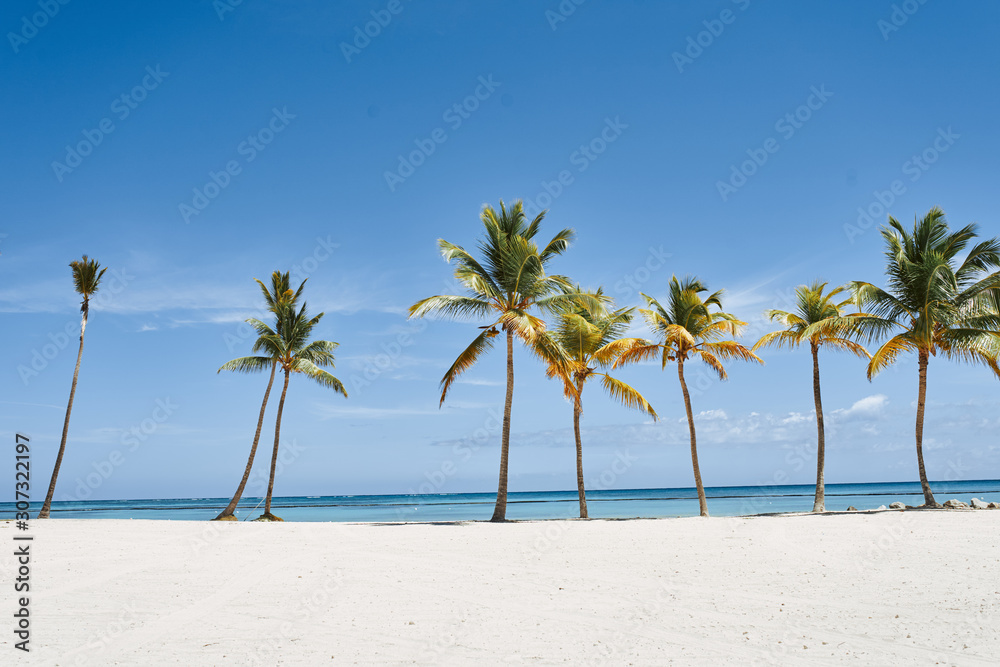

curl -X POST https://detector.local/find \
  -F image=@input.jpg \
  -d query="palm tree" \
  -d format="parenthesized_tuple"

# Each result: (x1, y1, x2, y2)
(409, 199, 588, 522)
(213, 272, 305, 521)
(38, 256, 107, 519)
(536, 287, 658, 518)
(250, 300, 347, 520)
(610, 276, 762, 517)
(845, 208, 1000, 507)
(751, 281, 870, 512)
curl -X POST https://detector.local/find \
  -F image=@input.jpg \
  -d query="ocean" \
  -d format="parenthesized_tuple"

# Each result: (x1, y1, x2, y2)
(4, 479, 999, 522)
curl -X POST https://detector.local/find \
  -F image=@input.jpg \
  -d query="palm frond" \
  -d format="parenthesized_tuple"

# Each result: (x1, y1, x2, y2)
(598, 374, 658, 419)
(439, 327, 499, 405)
(868, 334, 917, 379)
(218, 356, 274, 374)
(294, 358, 348, 396)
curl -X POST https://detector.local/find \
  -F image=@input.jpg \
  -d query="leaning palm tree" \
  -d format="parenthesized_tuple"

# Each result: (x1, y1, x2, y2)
(751, 281, 870, 512)
(38, 256, 107, 519)
(213, 272, 305, 521)
(844, 208, 1000, 507)
(537, 287, 658, 518)
(610, 276, 762, 517)
(250, 301, 347, 520)
(409, 199, 588, 522)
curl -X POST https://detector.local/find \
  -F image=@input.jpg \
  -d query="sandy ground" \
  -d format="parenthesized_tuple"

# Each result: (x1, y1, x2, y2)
(2, 511, 998, 666)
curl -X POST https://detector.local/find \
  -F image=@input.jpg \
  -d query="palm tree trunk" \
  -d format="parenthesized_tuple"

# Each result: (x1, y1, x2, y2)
(263, 368, 290, 519)
(490, 330, 514, 522)
(573, 391, 588, 519)
(678, 356, 708, 517)
(915, 350, 938, 507)
(811, 342, 826, 513)
(38, 308, 88, 519)
(213, 360, 276, 520)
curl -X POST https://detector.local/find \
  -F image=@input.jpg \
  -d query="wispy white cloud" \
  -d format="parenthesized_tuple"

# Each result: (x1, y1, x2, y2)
(456, 378, 503, 387)
(312, 404, 442, 420)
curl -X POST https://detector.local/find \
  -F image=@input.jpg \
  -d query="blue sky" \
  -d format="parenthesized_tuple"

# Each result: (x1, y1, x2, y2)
(2, 0, 998, 502)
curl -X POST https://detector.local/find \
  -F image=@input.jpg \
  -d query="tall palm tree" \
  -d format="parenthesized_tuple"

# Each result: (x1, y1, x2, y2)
(250, 301, 347, 520)
(844, 208, 1000, 507)
(38, 256, 107, 519)
(537, 287, 658, 518)
(409, 199, 588, 522)
(751, 281, 870, 512)
(610, 276, 762, 517)
(213, 272, 305, 521)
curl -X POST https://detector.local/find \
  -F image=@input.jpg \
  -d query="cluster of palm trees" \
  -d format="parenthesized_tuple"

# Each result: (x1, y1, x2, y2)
(36, 267, 348, 521)
(411, 202, 1000, 520)
(213, 272, 347, 521)
(35, 205, 998, 523)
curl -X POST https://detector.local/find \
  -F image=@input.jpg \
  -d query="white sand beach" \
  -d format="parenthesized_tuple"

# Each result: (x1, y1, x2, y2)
(3, 511, 998, 666)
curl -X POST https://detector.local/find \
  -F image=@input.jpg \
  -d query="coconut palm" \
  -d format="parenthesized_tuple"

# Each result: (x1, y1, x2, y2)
(213, 272, 305, 521)
(38, 256, 107, 519)
(409, 199, 590, 522)
(238, 301, 347, 520)
(751, 281, 870, 512)
(536, 287, 658, 518)
(844, 208, 1000, 507)
(610, 276, 762, 517)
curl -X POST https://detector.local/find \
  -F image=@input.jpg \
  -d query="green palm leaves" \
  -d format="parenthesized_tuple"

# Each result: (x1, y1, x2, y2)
(612, 276, 762, 517)
(847, 208, 1000, 506)
(69, 254, 108, 316)
(852, 208, 1000, 378)
(753, 281, 870, 512)
(409, 199, 581, 521)
(38, 256, 108, 519)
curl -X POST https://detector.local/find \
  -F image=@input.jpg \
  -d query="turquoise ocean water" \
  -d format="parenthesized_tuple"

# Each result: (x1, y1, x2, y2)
(4, 480, 999, 522)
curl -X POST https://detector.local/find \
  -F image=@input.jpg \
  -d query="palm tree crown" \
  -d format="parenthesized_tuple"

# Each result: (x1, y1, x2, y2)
(70, 254, 108, 316)
(851, 209, 1000, 378)
(409, 199, 585, 402)
(543, 286, 657, 417)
